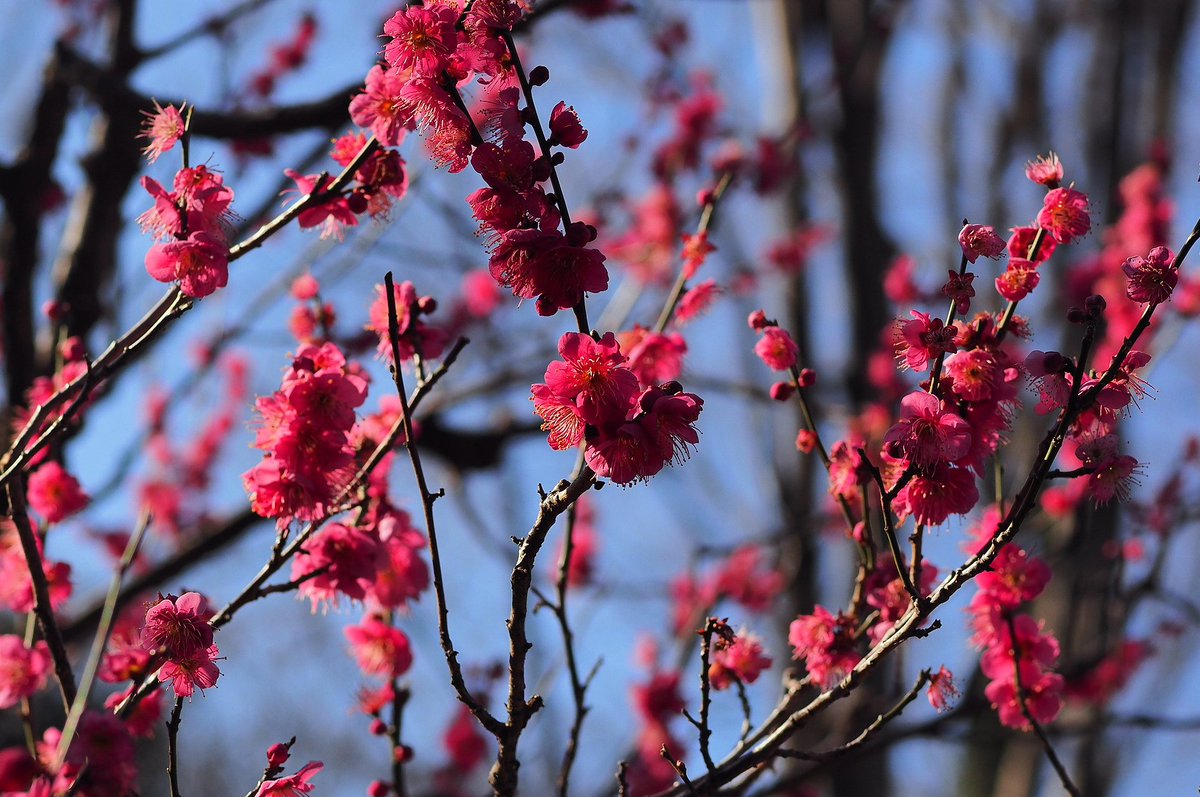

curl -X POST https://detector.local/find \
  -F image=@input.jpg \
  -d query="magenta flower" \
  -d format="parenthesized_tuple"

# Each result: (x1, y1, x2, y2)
(754, 327, 799, 371)
(1037, 187, 1091, 244)
(976, 546, 1052, 608)
(349, 65, 413, 147)
(788, 606, 861, 689)
(958, 223, 1006, 263)
(145, 231, 229, 298)
(141, 592, 215, 658)
(158, 643, 221, 698)
(1024, 152, 1063, 187)
(0, 636, 51, 709)
(884, 392, 972, 467)
(539, 332, 639, 426)
(139, 101, 186, 163)
(383, 4, 458, 77)
(345, 618, 413, 678)
(1007, 224, 1057, 263)
(985, 666, 1064, 730)
(549, 101, 588, 148)
(995, 260, 1040, 302)
(26, 461, 89, 524)
(893, 311, 957, 372)
(1122, 245, 1177, 304)
(256, 761, 323, 797)
(709, 631, 772, 690)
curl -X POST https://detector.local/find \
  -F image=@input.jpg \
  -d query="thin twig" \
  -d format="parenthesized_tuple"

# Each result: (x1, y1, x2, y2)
(383, 272, 499, 733)
(166, 697, 184, 797)
(778, 669, 931, 763)
(553, 501, 594, 797)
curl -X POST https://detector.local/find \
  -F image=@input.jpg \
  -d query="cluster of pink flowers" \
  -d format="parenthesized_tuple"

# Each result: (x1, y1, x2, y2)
(348, 1, 609, 317)
(243, 342, 368, 525)
(1, 711, 139, 795)
(964, 513, 1063, 730)
(531, 332, 703, 484)
(291, 506, 429, 614)
(138, 161, 236, 299)
(286, 131, 409, 241)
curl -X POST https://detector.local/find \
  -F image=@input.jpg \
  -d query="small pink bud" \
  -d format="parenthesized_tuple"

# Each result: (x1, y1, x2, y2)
(797, 368, 816, 388)
(369, 718, 388, 736)
(266, 742, 291, 768)
(748, 309, 768, 332)
(769, 382, 794, 401)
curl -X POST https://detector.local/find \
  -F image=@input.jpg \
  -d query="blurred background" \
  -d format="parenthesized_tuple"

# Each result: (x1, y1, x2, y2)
(2, 0, 1200, 795)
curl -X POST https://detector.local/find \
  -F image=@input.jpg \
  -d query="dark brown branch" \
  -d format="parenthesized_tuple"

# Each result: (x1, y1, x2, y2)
(166, 696, 184, 797)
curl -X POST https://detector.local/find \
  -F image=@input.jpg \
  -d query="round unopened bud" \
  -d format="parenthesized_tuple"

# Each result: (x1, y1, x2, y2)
(369, 718, 387, 736)
(417, 296, 438, 314)
(769, 381, 795, 401)
(1066, 306, 1087, 324)
(1085, 293, 1107, 316)
(346, 190, 369, 214)
(367, 782, 391, 797)
(529, 65, 550, 85)
(797, 368, 816, 388)
(697, 188, 715, 207)
(748, 309, 768, 332)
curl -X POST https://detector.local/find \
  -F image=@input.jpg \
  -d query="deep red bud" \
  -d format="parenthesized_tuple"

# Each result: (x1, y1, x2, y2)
(529, 65, 550, 86)
(769, 382, 795, 401)
(797, 368, 816, 388)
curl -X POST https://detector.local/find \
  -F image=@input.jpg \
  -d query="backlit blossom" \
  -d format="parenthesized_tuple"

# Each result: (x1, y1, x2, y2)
(292, 523, 380, 610)
(158, 644, 221, 697)
(975, 546, 1051, 608)
(1025, 152, 1063, 187)
(927, 666, 959, 712)
(958, 224, 1006, 263)
(383, 5, 459, 77)
(345, 618, 413, 678)
(985, 666, 1064, 730)
(139, 101, 186, 163)
(257, 761, 323, 797)
(349, 65, 413, 147)
(1037, 187, 1091, 244)
(548, 101, 588, 148)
